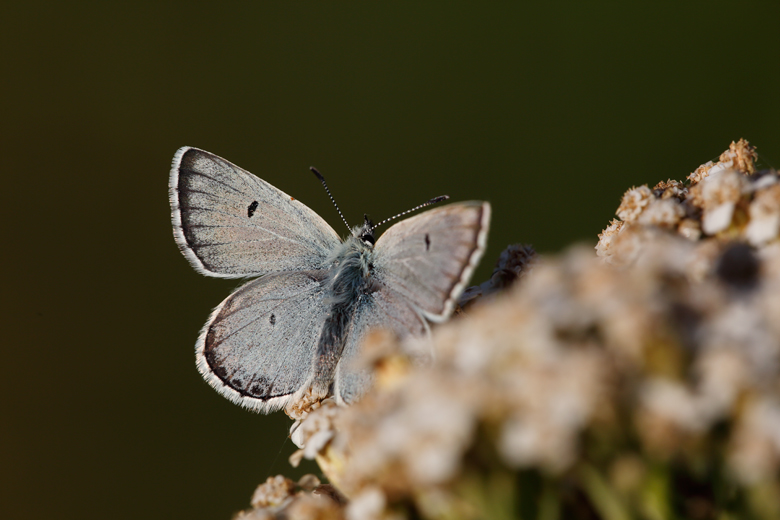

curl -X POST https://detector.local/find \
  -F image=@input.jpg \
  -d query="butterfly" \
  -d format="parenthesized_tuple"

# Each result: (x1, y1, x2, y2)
(169, 147, 490, 413)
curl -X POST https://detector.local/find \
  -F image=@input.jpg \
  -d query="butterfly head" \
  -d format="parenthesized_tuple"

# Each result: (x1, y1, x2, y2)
(354, 214, 375, 246)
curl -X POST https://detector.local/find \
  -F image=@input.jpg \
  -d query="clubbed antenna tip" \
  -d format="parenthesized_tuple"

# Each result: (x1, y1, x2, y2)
(371, 194, 450, 233)
(310, 166, 325, 182)
(311, 167, 351, 233)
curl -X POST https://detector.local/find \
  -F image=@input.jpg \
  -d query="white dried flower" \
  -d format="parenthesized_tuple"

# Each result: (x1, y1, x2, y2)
(695, 349, 747, 421)
(637, 198, 685, 228)
(698, 168, 745, 207)
(692, 169, 745, 234)
(289, 399, 339, 466)
(596, 218, 624, 260)
(702, 201, 736, 235)
(344, 372, 477, 488)
(498, 353, 601, 472)
(235, 509, 275, 520)
(730, 398, 780, 484)
(654, 179, 688, 199)
(701, 301, 779, 382)
(640, 378, 710, 433)
(719, 138, 758, 175)
(345, 488, 386, 520)
(677, 218, 701, 241)
(745, 183, 780, 245)
(688, 160, 715, 185)
(688, 139, 757, 184)
(284, 493, 343, 520)
(616, 185, 653, 222)
(251, 476, 297, 509)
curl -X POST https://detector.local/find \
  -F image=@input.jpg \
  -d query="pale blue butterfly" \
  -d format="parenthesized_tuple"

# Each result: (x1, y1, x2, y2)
(169, 147, 490, 412)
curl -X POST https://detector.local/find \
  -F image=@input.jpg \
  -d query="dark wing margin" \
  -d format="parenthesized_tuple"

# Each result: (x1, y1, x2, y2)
(196, 270, 330, 413)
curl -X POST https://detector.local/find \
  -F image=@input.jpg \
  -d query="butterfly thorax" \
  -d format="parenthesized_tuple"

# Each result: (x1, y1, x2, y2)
(312, 229, 379, 397)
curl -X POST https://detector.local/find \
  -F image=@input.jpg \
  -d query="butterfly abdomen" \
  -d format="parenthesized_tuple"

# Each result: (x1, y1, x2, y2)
(312, 237, 377, 394)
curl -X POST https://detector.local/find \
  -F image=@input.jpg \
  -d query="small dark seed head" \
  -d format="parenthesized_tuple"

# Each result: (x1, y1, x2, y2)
(716, 242, 760, 290)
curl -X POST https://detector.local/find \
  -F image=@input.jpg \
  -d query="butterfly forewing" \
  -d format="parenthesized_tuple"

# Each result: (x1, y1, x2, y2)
(170, 147, 341, 278)
(373, 201, 491, 321)
(197, 270, 330, 413)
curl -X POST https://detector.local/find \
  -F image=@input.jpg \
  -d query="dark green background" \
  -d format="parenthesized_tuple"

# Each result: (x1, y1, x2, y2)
(2, 3, 778, 519)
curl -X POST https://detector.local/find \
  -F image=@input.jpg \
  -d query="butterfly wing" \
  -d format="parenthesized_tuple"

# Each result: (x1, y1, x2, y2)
(373, 201, 491, 321)
(335, 201, 491, 404)
(334, 286, 429, 405)
(170, 147, 342, 278)
(196, 270, 329, 413)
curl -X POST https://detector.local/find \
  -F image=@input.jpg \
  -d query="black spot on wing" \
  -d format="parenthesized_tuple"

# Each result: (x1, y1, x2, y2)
(270, 313, 276, 325)
(247, 376, 272, 398)
(247, 200, 259, 218)
(425, 233, 431, 251)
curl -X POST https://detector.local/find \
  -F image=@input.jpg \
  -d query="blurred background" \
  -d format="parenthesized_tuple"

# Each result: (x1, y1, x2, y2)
(2, 3, 779, 519)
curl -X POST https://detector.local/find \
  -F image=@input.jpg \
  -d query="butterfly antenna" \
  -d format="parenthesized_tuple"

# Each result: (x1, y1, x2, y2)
(370, 195, 449, 233)
(311, 167, 352, 232)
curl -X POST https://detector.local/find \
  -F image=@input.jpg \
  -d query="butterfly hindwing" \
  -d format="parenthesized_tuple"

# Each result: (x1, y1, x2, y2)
(170, 147, 341, 278)
(196, 270, 330, 413)
(334, 285, 428, 405)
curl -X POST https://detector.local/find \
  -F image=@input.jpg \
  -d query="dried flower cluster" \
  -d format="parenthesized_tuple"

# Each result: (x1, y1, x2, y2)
(597, 138, 770, 264)
(235, 474, 346, 520)
(236, 140, 780, 520)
